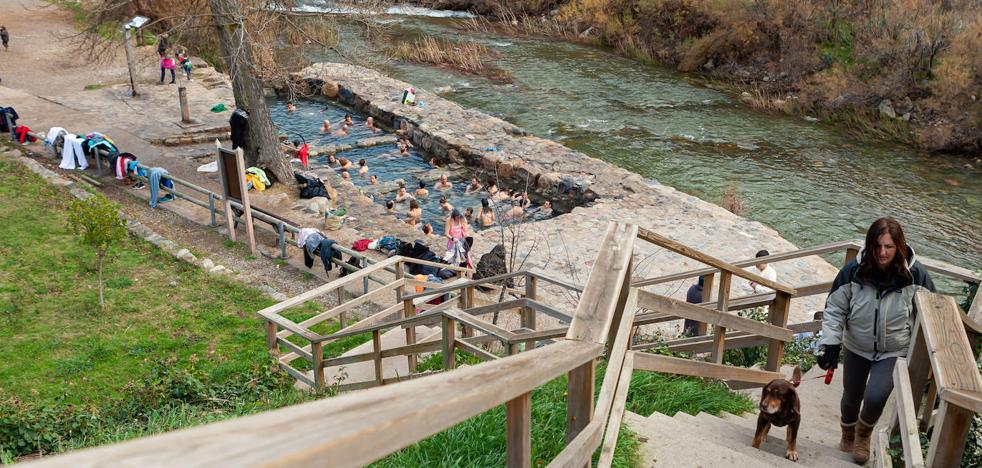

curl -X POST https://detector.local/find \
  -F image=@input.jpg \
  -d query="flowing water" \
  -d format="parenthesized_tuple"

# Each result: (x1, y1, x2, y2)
(297, 4, 981, 292)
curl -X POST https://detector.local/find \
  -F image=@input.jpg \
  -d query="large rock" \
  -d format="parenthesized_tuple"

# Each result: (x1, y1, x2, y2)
(321, 81, 339, 98)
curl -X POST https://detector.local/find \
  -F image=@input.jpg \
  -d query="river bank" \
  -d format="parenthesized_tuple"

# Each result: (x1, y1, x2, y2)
(413, 0, 982, 154)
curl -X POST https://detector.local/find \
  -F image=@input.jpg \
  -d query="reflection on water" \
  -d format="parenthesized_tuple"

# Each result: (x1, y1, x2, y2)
(311, 15, 980, 288)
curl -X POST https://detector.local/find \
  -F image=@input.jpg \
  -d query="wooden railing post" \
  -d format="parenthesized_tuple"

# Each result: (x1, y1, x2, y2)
(906, 319, 932, 416)
(312, 341, 324, 390)
(711, 271, 732, 364)
(845, 246, 859, 266)
(403, 295, 418, 371)
(394, 261, 405, 302)
(506, 392, 532, 468)
(266, 320, 279, 356)
(523, 275, 538, 331)
(566, 360, 595, 444)
(919, 379, 937, 432)
(695, 273, 715, 336)
(372, 329, 383, 386)
(926, 401, 974, 467)
(443, 315, 457, 370)
(765, 291, 792, 372)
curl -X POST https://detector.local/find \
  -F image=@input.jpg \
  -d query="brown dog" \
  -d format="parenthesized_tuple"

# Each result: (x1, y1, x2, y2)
(752, 366, 802, 461)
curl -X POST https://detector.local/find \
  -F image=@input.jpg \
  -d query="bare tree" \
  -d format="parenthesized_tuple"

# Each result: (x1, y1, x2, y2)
(208, 0, 291, 183)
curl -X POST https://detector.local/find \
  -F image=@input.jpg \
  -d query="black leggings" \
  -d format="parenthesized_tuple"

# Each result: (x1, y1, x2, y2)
(841, 348, 897, 426)
(160, 68, 175, 82)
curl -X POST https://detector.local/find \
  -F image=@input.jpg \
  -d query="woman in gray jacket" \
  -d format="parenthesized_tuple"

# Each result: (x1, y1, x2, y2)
(817, 217, 935, 464)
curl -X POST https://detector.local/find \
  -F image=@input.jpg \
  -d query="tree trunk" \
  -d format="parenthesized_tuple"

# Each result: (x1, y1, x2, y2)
(209, 0, 294, 185)
(97, 250, 106, 310)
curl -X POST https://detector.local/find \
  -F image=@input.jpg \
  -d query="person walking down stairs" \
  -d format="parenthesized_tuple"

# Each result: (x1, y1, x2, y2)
(816, 217, 935, 464)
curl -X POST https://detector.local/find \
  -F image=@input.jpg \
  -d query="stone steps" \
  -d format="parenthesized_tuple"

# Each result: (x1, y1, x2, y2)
(625, 412, 771, 467)
(679, 412, 855, 467)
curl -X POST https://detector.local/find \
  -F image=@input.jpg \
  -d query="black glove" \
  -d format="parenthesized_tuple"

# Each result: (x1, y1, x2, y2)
(817, 344, 841, 370)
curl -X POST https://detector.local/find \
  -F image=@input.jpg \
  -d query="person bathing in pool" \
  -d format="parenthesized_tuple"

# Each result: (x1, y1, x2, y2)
(436, 174, 452, 191)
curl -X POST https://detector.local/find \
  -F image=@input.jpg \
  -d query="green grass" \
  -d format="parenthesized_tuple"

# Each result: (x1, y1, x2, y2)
(375, 352, 753, 466)
(0, 157, 275, 405)
(0, 156, 327, 460)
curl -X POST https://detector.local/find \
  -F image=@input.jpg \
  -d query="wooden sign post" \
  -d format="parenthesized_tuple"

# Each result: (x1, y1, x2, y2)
(217, 143, 257, 255)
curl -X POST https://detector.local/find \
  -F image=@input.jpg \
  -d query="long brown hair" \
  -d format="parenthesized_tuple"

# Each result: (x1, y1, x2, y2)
(858, 217, 912, 283)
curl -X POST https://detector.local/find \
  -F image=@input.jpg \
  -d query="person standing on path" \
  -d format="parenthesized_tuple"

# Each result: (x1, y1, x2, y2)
(156, 33, 169, 57)
(160, 53, 176, 84)
(0, 27, 9, 50)
(816, 217, 935, 464)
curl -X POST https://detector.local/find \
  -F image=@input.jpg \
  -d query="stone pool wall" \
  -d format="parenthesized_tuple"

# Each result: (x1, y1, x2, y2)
(293, 62, 844, 326)
(298, 63, 658, 210)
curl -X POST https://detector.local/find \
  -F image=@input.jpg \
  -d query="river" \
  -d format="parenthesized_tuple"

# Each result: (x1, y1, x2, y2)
(302, 5, 981, 293)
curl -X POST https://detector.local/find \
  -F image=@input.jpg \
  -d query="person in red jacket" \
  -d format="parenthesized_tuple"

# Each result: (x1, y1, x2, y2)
(292, 140, 309, 169)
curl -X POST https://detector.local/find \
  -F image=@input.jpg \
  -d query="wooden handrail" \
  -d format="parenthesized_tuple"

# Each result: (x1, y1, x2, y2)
(893, 359, 926, 468)
(633, 240, 859, 287)
(635, 227, 796, 295)
(27, 340, 603, 467)
(637, 290, 793, 342)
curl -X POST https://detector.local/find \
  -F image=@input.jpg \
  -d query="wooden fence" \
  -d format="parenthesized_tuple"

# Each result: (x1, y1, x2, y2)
(22, 222, 981, 467)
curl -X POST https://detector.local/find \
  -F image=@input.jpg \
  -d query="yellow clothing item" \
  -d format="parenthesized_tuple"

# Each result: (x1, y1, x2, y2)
(245, 173, 266, 191)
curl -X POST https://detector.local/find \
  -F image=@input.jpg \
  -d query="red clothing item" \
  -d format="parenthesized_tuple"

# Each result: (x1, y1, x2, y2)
(352, 239, 372, 251)
(14, 125, 34, 144)
(294, 143, 309, 168)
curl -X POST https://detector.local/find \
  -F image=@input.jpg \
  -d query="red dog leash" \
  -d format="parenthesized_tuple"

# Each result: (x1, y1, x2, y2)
(790, 368, 835, 388)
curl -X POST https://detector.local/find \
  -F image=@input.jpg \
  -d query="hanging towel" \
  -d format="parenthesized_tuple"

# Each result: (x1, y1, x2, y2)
(115, 153, 136, 180)
(59, 134, 88, 170)
(148, 167, 171, 208)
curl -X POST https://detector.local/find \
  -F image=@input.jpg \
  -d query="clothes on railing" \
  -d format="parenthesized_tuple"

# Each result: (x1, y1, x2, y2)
(83, 133, 118, 158)
(14, 125, 35, 144)
(0, 106, 20, 132)
(115, 153, 136, 180)
(397, 240, 456, 279)
(59, 134, 87, 170)
(44, 127, 67, 157)
(298, 228, 342, 274)
(148, 167, 174, 208)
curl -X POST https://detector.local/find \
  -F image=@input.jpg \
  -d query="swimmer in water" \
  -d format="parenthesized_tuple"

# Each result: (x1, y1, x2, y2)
(321, 119, 331, 133)
(286, 102, 296, 113)
(358, 159, 369, 175)
(465, 177, 482, 194)
(439, 196, 453, 214)
(400, 146, 410, 157)
(464, 207, 474, 223)
(436, 174, 452, 191)
(366, 116, 380, 133)
(344, 114, 353, 126)
(394, 186, 415, 204)
(327, 154, 338, 166)
(416, 180, 429, 198)
(370, 174, 379, 185)
(406, 199, 422, 225)
(422, 223, 436, 238)
(338, 157, 352, 170)
(340, 170, 351, 181)
(487, 180, 498, 196)
(386, 200, 395, 214)
(478, 198, 496, 227)
(336, 125, 349, 137)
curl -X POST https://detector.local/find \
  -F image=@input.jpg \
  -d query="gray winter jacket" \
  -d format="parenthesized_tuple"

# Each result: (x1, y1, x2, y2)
(819, 246, 935, 361)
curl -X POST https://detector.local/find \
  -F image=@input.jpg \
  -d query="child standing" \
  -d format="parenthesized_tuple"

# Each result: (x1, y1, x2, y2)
(160, 53, 176, 84)
(178, 50, 193, 81)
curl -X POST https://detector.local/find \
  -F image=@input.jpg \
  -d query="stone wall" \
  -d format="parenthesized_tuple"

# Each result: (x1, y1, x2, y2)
(298, 63, 663, 212)
(295, 62, 843, 326)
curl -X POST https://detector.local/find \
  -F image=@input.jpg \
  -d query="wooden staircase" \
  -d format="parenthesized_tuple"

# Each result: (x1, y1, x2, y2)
(626, 364, 857, 467)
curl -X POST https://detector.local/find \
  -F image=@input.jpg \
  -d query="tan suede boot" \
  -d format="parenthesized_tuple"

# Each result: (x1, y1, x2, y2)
(840, 422, 856, 452)
(852, 420, 875, 464)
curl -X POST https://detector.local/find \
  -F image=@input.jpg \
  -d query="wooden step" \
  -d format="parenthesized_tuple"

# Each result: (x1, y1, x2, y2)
(624, 411, 786, 467)
(675, 411, 856, 467)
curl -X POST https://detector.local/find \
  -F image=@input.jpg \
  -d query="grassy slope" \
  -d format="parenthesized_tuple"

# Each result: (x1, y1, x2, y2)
(0, 158, 280, 406)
